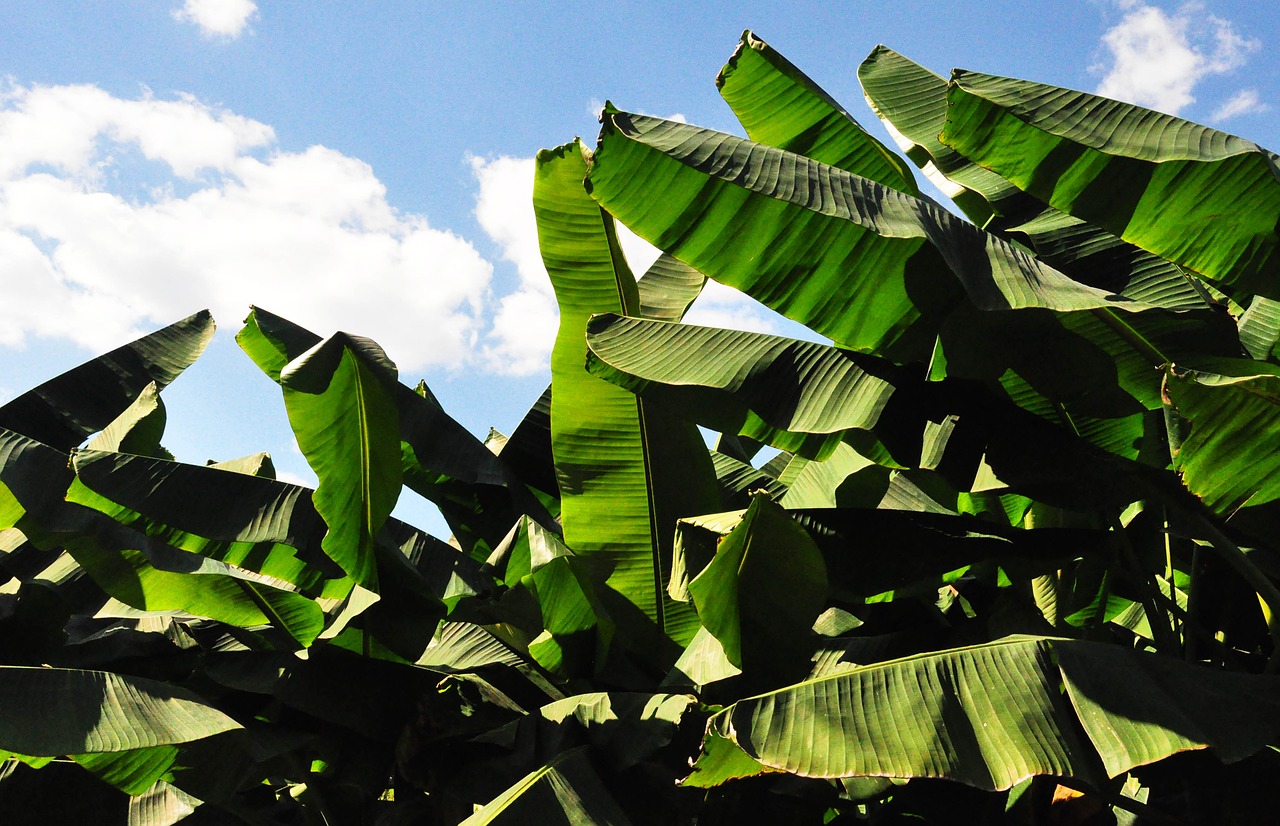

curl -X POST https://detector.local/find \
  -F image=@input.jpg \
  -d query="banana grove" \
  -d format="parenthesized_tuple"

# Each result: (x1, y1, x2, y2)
(3, 30, 1280, 825)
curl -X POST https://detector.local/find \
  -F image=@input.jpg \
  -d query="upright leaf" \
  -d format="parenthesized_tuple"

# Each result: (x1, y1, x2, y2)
(536, 139, 719, 645)
(280, 333, 402, 589)
(719, 30, 918, 194)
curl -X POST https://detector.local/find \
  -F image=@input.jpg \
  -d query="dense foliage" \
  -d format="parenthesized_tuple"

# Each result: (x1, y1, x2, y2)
(4, 30, 1280, 824)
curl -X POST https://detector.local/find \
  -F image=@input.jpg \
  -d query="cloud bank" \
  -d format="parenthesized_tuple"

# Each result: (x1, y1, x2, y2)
(1094, 1, 1263, 118)
(0, 84, 783, 378)
(0, 82, 491, 373)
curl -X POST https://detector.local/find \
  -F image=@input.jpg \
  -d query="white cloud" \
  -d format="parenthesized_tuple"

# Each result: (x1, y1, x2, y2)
(173, 0, 258, 39)
(0, 82, 491, 373)
(1212, 88, 1267, 120)
(1094, 2, 1259, 116)
(470, 155, 555, 375)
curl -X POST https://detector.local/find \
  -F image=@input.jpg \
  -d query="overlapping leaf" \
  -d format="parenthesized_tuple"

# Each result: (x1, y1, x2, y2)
(937, 70, 1280, 295)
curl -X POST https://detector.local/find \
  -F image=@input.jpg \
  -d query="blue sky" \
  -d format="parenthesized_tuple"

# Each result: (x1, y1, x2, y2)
(2, 0, 1277, 534)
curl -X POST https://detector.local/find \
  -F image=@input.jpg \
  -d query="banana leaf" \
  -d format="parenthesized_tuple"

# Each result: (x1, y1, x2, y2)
(937, 70, 1280, 296)
(536, 139, 720, 647)
(703, 635, 1280, 791)
(238, 307, 554, 558)
(0, 310, 214, 452)
(0, 666, 240, 756)
(719, 30, 917, 194)
(459, 746, 632, 826)
(858, 47, 1211, 313)
(280, 333, 402, 589)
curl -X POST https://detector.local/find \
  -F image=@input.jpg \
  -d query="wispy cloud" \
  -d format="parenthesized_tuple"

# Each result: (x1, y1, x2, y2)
(173, 0, 258, 39)
(1212, 89, 1267, 121)
(0, 82, 491, 372)
(1094, 2, 1259, 116)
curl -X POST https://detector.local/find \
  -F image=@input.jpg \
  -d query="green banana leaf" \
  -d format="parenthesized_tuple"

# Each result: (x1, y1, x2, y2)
(0, 310, 214, 452)
(280, 333, 402, 589)
(72, 746, 180, 795)
(718, 31, 917, 194)
(1237, 297, 1280, 361)
(936, 69, 1280, 296)
(585, 108, 1157, 366)
(702, 635, 1280, 791)
(536, 139, 720, 647)
(66, 449, 344, 594)
(0, 665, 240, 756)
(459, 746, 633, 826)
(66, 533, 324, 648)
(709, 451, 787, 509)
(635, 252, 707, 321)
(238, 306, 553, 557)
(126, 780, 202, 825)
(858, 47, 1211, 313)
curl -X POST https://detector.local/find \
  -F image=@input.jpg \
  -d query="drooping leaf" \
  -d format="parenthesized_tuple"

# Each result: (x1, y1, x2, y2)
(66, 533, 324, 647)
(0, 310, 214, 452)
(536, 139, 720, 646)
(279, 333, 403, 589)
(0, 666, 240, 756)
(719, 30, 918, 194)
(1238, 297, 1280, 361)
(66, 449, 344, 594)
(710, 635, 1280, 791)
(937, 70, 1280, 295)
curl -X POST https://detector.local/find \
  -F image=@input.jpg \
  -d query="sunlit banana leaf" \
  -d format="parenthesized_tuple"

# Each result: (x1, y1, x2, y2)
(66, 531, 324, 647)
(586, 108, 1158, 366)
(719, 30, 917, 194)
(0, 666, 240, 756)
(937, 70, 1280, 296)
(126, 780, 202, 826)
(0, 310, 214, 452)
(536, 139, 719, 646)
(280, 333, 402, 589)
(1238, 297, 1280, 361)
(72, 746, 180, 795)
(707, 635, 1280, 791)
(239, 306, 554, 557)
(858, 47, 1211, 314)
(67, 449, 343, 594)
